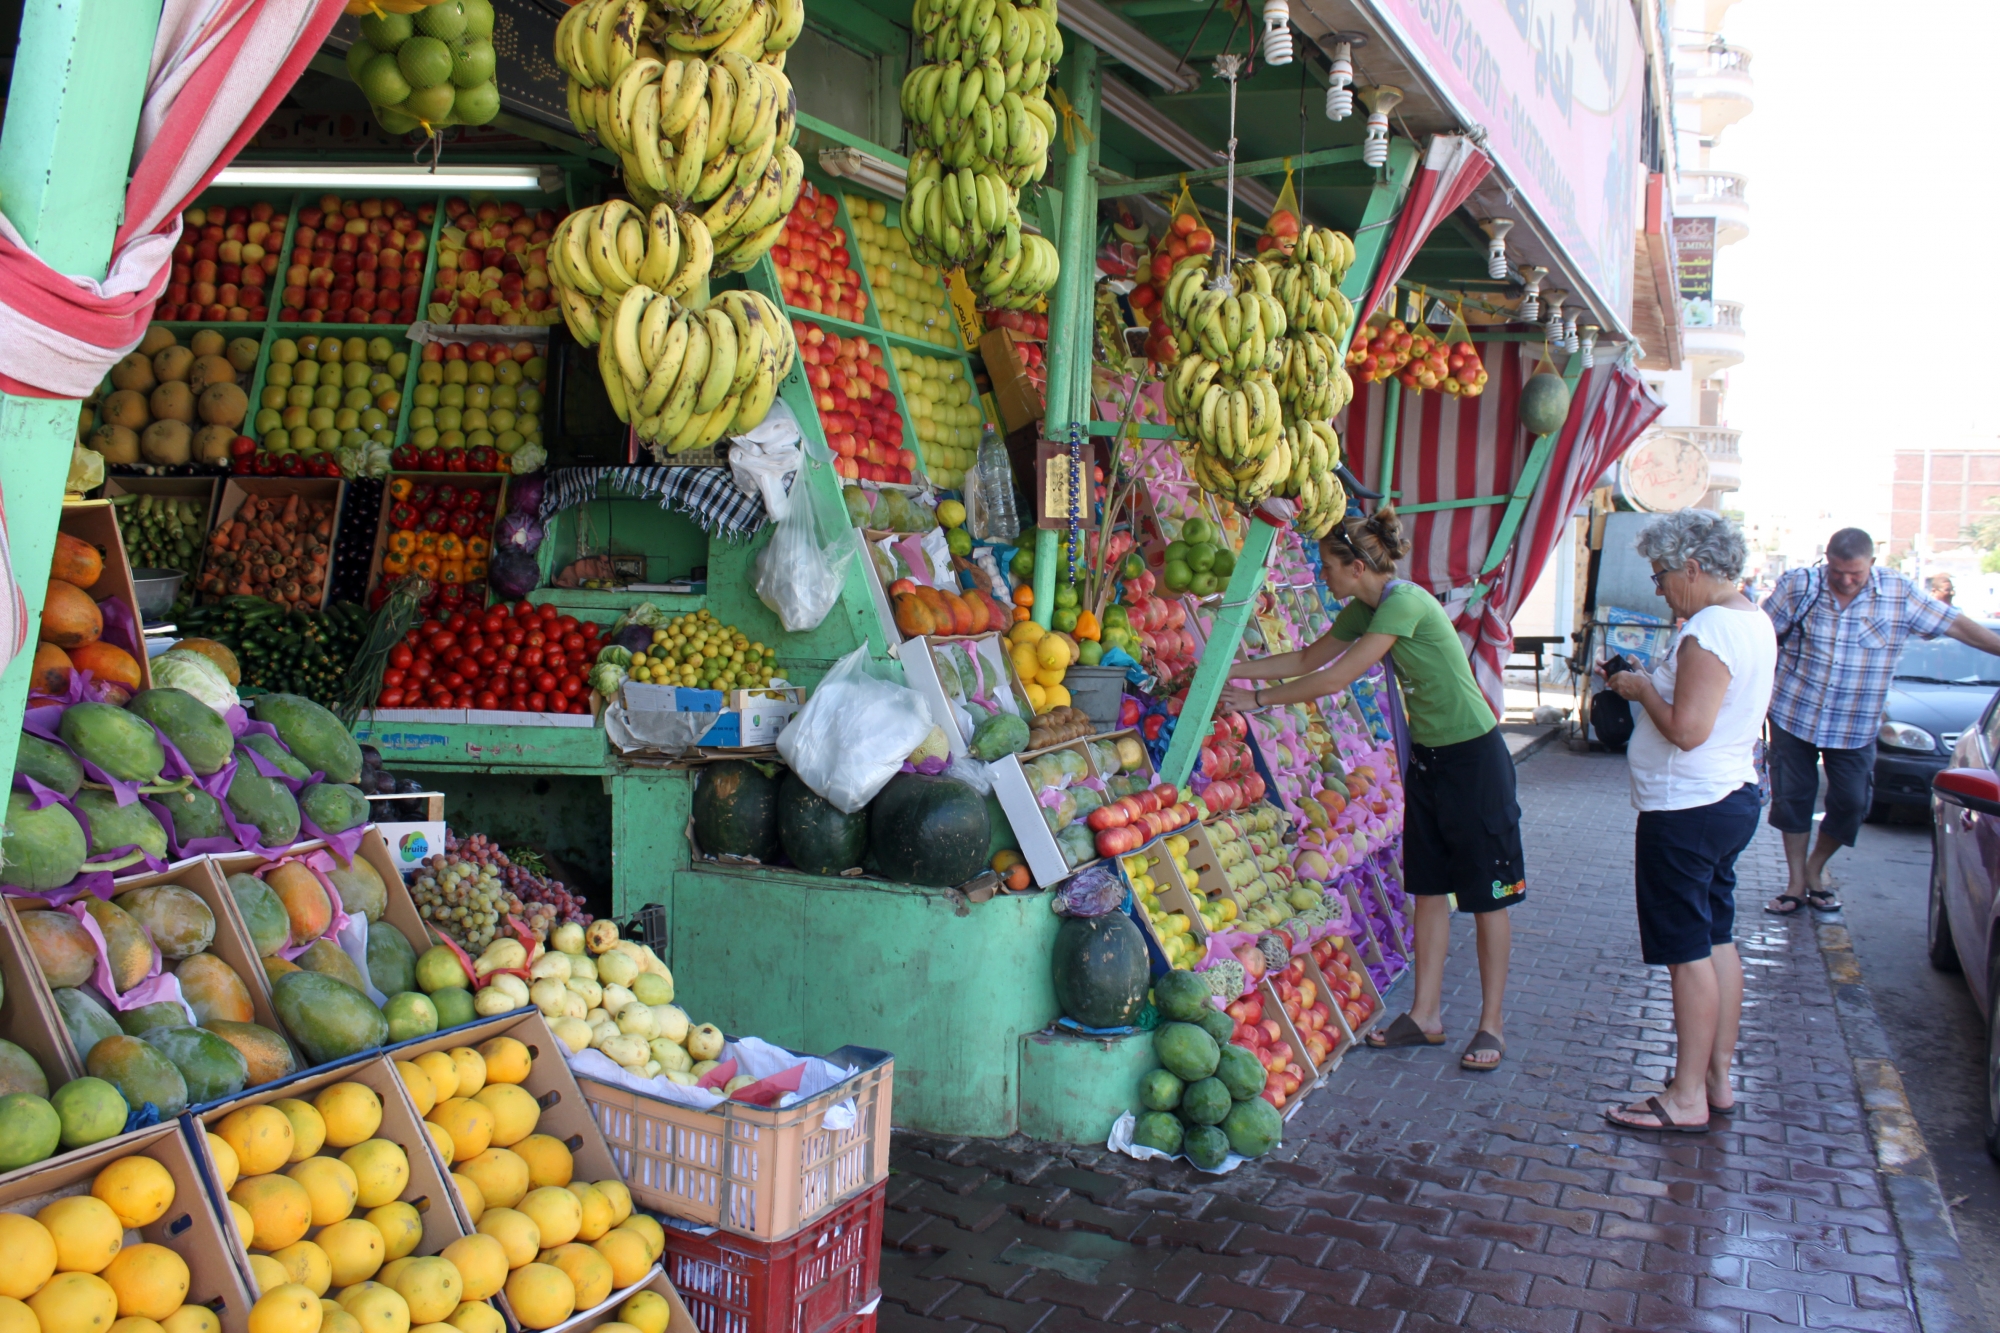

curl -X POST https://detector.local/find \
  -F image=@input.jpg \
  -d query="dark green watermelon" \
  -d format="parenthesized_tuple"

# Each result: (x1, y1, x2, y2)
(692, 760, 782, 861)
(1051, 913, 1150, 1028)
(777, 770, 868, 875)
(1519, 372, 1572, 436)
(866, 772, 990, 887)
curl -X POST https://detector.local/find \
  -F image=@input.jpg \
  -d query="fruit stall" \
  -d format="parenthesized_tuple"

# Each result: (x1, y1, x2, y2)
(1, 0, 1671, 1268)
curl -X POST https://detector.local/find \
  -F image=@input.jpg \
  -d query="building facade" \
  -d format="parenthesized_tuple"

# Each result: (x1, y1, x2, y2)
(1889, 448, 2000, 563)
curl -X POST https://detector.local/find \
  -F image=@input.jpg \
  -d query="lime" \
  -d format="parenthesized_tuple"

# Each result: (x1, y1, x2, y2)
(414, 0, 467, 42)
(452, 38, 497, 88)
(1103, 604, 1129, 629)
(358, 11, 414, 48)
(1053, 607, 1079, 633)
(357, 52, 412, 108)
(1077, 639, 1104, 666)
(396, 34, 454, 89)
(945, 527, 972, 557)
(1054, 583, 1078, 609)
(1120, 553, 1145, 579)
(1010, 548, 1034, 578)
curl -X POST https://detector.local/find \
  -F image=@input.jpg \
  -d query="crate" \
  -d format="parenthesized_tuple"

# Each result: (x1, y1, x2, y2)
(577, 1044, 892, 1242)
(549, 1264, 701, 1332)
(57, 499, 155, 690)
(658, 1179, 886, 1333)
(202, 476, 346, 610)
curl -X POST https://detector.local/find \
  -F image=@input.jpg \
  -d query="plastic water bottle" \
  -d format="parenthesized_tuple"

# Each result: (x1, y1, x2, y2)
(972, 425, 1020, 542)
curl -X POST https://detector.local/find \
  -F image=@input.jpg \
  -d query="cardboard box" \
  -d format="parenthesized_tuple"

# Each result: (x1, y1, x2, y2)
(58, 499, 154, 690)
(205, 477, 346, 611)
(553, 1265, 700, 1333)
(0, 1123, 255, 1332)
(990, 739, 1097, 889)
(0, 895, 82, 1085)
(897, 632, 1022, 760)
(980, 327, 1044, 433)
(374, 820, 450, 872)
(188, 1052, 473, 1299)
(387, 1010, 624, 1235)
(103, 474, 223, 588)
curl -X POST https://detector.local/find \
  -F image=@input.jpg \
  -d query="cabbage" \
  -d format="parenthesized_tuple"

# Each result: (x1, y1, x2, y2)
(509, 473, 546, 515)
(510, 442, 546, 475)
(496, 511, 545, 554)
(152, 649, 240, 716)
(490, 547, 542, 600)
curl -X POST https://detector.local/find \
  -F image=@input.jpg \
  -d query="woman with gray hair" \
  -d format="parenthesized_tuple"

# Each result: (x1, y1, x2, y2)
(1601, 508, 1775, 1133)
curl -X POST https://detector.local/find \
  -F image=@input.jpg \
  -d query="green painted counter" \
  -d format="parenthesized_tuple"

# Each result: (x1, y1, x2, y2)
(352, 719, 610, 773)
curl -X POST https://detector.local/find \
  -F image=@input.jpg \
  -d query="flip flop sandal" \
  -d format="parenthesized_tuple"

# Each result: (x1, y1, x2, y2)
(1709, 1102, 1735, 1116)
(1604, 1095, 1710, 1134)
(1365, 1013, 1445, 1049)
(1460, 1030, 1505, 1071)
(1805, 889, 1842, 912)
(1764, 894, 1808, 916)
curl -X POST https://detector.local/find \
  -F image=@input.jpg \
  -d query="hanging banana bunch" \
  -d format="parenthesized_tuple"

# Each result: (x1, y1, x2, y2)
(556, 0, 805, 276)
(548, 201, 799, 456)
(1259, 223, 1357, 424)
(1157, 257, 1290, 509)
(896, 0, 1062, 309)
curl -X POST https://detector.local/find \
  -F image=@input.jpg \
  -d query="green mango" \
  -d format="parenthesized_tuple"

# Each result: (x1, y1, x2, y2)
(271, 970, 388, 1066)
(85, 1034, 188, 1117)
(141, 1026, 249, 1105)
(367, 920, 417, 997)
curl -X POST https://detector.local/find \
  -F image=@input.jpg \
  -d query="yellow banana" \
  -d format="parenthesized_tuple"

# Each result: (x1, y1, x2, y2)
(636, 203, 681, 288)
(590, 200, 639, 294)
(556, 285, 603, 345)
(661, 58, 709, 136)
(610, 284, 655, 390)
(673, 100, 709, 200)
(616, 214, 647, 275)
(694, 308, 738, 413)
(638, 286, 678, 367)
(666, 212, 714, 296)
(631, 86, 670, 192)
(598, 334, 631, 422)
(638, 311, 692, 416)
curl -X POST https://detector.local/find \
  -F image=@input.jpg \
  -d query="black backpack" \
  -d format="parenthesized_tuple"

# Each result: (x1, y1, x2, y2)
(1592, 690, 1635, 752)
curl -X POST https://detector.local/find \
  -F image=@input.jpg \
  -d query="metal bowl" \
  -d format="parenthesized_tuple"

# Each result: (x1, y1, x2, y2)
(129, 569, 185, 623)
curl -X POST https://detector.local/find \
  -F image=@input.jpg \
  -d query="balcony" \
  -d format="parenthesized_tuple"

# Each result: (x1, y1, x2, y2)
(1676, 170, 1750, 244)
(1675, 42, 1755, 138)
(1688, 426, 1742, 492)
(1683, 299, 1746, 374)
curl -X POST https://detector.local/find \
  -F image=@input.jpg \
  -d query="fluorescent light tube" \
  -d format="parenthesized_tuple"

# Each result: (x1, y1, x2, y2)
(818, 147, 908, 200)
(212, 164, 559, 192)
(1060, 0, 1201, 93)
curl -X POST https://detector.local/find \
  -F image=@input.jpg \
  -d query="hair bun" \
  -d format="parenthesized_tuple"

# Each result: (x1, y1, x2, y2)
(1365, 507, 1412, 562)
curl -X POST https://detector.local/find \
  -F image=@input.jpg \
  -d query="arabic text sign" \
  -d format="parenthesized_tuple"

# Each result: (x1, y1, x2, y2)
(1673, 216, 1714, 303)
(1366, 0, 1644, 322)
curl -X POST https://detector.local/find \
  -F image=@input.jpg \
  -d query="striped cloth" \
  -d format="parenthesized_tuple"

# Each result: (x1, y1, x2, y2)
(537, 466, 776, 542)
(1340, 337, 1665, 716)
(1358, 135, 1493, 323)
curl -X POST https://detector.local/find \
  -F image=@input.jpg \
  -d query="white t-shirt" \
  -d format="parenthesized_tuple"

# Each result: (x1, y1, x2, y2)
(1628, 604, 1777, 812)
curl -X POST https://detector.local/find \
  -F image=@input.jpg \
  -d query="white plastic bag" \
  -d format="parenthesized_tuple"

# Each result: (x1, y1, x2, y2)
(777, 646, 934, 812)
(754, 487, 852, 632)
(730, 401, 803, 512)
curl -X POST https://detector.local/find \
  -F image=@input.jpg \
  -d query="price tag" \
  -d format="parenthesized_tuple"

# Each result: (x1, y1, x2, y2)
(946, 269, 985, 349)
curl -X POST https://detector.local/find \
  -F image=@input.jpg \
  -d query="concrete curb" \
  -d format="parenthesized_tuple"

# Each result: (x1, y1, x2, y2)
(1814, 917, 1991, 1332)
(1505, 724, 1562, 766)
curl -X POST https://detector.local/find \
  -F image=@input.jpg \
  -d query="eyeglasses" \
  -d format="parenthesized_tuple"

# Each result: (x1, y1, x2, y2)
(1650, 568, 1672, 592)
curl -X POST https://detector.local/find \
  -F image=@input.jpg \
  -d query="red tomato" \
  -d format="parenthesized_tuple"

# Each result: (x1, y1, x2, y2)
(483, 612, 506, 633)
(561, 632, 585, 653)
(534, 671, 557, 693)
(560, 677, 585, 698)
(410, 660, 434, 682)
(382, 668, 406, 688)
(454, 655, 479, 678)
(505, 626, 525, 645)
(501, 641, 520, 661)
(428, 630, 456, 654)
(523, 648, 544, 668)
(402, 629, 425, 649)
(461, 633, 485, 655)
(453, 693, 474, 708)
(527, 692, 548, 710)
(538, 604, 559, 622)
(581, 622, 600, 638)
(524, 630, 545, 649)
(510, 665, 529, 685)
(380, 689, 404, 708)
(442, 672, 465, 691)
(512, 601, 535, 619)
(447, 612, 470, 632)
(476, 691, 499, 710)
(420, 619, 442, 636)
(545, 653, 565, 674)
(389, 644, 413, 669)
(476, 647, 499, 668)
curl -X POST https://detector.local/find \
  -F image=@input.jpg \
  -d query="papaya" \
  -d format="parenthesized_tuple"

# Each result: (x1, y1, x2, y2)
(28, 644, 72, 696)
(229, 873, 292, 956)
(50, 532, 102, 590)
(114, 884, 216, 959)
(299, 783, 369, 835)
(158, 787, 226, 845)
(367, 920, 418, 997)
(86, 1033, 188, 1117)
(263, 955, 300, 982)
(126, 688, 233, 775)
(119, 1001, 192, 1037)
(19, 910, 97, 988)
(326, 855, 387, 923)
(174, 638, 241, 685)
(74, 789, 168, 864)
(296, 938, 370, 993)
(69, 641, 142, 695)
(0, 1041, 47, 1099)
(1, 792, 87, 889)
(81, 896, 155, 994)
(226, 768, 301, 848)
(52, 987, 121, 1060)
(39, 578, 103, 649)
(272, 971, 389, 1066)
(252, 694, 362, 785)
(890, 593, 936, 638)
(142, 1026, 248, 1105)
(59, 702, 164, 783)
(203, 1020, 297, 1086)
(266, 862, 331, 946)
(238, 734, 310, 782)
(176, 953, 254, 1025)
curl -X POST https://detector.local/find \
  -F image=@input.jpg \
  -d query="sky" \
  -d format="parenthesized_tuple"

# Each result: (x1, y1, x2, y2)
(1712, 0, 2000, 546)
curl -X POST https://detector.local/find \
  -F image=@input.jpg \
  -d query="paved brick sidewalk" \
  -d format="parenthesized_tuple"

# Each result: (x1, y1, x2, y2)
(878, 746, 1926, 1332)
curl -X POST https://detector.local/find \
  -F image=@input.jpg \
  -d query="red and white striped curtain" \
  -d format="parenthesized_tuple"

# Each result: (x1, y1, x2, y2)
(1358, 135, 1491, 324)
(0, 0, 344, 676)
(1341, 336, 1665, 714)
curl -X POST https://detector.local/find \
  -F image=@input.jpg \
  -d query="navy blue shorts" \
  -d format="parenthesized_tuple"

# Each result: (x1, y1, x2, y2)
(1405, 728, 1526, 913)
(1633, 783, 1761, 965)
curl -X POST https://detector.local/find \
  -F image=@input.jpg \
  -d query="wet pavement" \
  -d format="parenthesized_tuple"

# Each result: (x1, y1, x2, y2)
(877, 745, 1955, 1331)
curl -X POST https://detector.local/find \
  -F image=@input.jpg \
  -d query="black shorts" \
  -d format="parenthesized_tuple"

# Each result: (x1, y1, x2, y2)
(1634, 783, 1760, 965)
(1405, 728, 1526, 912)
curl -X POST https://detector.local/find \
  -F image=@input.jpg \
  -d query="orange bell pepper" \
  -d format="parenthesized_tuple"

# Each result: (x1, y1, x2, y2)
(1074, 610, 1100, 641)
(388, 531, 417, 558)
(438, 534, 465, 561)
(382, 554, 410, 577)
(388, 478, 413, 502)
(467, 559, 489, 582)
(466, 536, 491, 560)
(411, 553, 440, 580)
(416, 531, 440, 553)
(440, 559, 466, 586)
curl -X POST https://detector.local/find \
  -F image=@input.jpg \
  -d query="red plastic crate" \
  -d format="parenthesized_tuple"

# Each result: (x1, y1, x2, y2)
(660, 1180, 886, 1333)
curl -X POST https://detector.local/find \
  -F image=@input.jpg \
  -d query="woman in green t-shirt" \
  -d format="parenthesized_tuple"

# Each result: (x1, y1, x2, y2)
(1221, 508, 1523, 1071)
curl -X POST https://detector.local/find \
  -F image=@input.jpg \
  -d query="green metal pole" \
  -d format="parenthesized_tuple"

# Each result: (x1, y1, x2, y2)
(1157, 141, 1419, 787)
(1376, 381, 1402, 503)
(0, 0, 165, 796)
(1476, 353, 1589, 579)
(1031, 42, 1099, 630)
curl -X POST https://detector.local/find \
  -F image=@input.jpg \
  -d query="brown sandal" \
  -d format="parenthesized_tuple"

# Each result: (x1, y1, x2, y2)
(1365, 1013, 1445, 1048)
(1460, 1030, 1505, 1070)
(1604, 1095, 1711, 1134)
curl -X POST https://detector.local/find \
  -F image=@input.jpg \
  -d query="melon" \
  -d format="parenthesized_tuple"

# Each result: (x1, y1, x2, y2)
(1050, 913, 1149, 1029)
(865, 772, 990, 887)
(690, 761, 781, 861)
(776, 770, 867, 875)
(1519, 371, 1572, 436)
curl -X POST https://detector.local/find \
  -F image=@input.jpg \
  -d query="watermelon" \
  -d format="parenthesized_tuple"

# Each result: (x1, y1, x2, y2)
(692, 760, 782, 861)
(1519, 371, 1572, 436)
(866, 772, 990, 886)
(1050, 913, 1149, 1028)
(777, 770, 868, 875)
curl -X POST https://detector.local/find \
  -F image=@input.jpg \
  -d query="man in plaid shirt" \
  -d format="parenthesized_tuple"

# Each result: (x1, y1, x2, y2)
(1762, 528, 2000, 915)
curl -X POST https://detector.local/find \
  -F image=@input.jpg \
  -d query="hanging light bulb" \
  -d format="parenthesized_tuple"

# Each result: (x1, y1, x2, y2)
(1260, 0, 1293, 65)
(1517, 266, 1546, 323)
(1563, 312, 1581, 352)
(1324, 32, 1365, 121)
(1580, 325, 1600, 368)
(1479, 218, 1513, 281)
(1356, 85, 1402, 168)
(1543, 289, 1567, 341)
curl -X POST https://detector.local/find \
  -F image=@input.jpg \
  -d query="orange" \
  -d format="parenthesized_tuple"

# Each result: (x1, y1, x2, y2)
(474, 1037, 529, 1085)
(503, 1264, 574, 1330)
(38, 1195, 124, 1274)
(230, 1174, 314, 1252)
(541, 1243, 612, 1310)
(246, 1283, 319, 1333)
(216, 1104, 295, 1176)
(0, 1214, 57, 1298)
(102, 1244, 191, 1320)
(591, 1227, 651, 1288)
(439, 1235, 507, 1302)
(29, 1273, 117, 1332)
